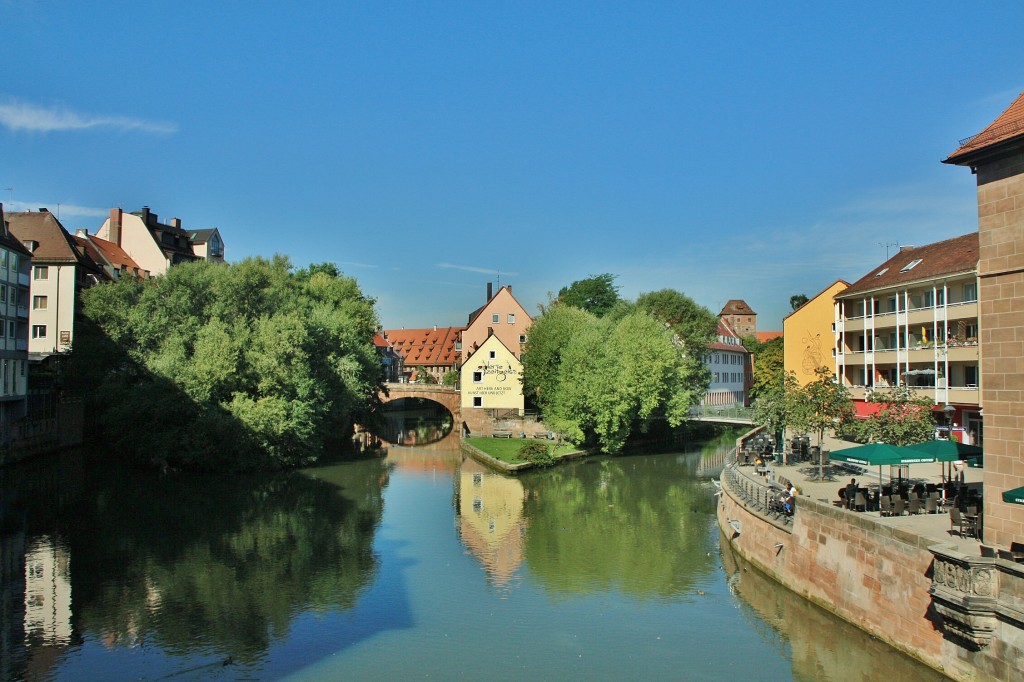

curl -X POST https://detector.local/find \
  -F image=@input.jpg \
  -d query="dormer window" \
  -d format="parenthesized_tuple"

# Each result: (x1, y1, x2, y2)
(900, 259, 922, 273)
(22, 240, 38, 253)
(874, 267, 888, 277)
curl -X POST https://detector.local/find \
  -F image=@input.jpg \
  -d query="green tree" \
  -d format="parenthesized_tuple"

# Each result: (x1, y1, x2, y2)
(752, 369, 800, 454)
(790, 294, 809, 311)
(750, 336, 784, 400)
(789, 367, 854, 474)
(441, 370, 459, 386)
(557, 273, 620, 317)
(851, 385, 935, 445)
(415, 366, 438, 384)
(71, 257, 384, 471)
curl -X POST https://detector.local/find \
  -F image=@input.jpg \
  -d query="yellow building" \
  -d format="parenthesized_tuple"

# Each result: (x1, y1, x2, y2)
(460, 334, 524, 412)
(783, 280, 848, 386)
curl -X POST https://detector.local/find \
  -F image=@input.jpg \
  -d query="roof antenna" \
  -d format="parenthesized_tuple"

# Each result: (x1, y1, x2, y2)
(496, 269, 500, 289)
(878, 242, 899, 260)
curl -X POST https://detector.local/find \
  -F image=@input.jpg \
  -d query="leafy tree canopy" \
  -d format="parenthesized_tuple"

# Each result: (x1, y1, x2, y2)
(750, 336, 784, 400)
(790, 294, 809, 311)
(70, 257, 384, 471)
(849, 385, 935, 445)
(557, 273, 621, 317)
(788, 367, 854, 448)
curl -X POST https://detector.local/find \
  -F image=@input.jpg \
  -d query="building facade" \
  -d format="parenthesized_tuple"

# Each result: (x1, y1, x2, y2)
(461, 284, 532, 363)
(702, 319, 750, 408)
(719, 299, 757, 338)
(784, 280, 848, 387)
(944, 91, 1024, 549)
(95, 207, 201, 276)
(834, 234, 981, 441)
(0, 205, 32, 442)
(6, 210, 106, 359)
(460, 334, 524, 412)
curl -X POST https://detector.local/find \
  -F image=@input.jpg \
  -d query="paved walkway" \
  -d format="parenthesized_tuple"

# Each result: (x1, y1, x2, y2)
(753, 433, 985, 555)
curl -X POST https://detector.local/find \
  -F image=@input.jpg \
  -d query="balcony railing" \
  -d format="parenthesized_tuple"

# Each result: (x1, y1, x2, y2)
(842, 298, 979, 320)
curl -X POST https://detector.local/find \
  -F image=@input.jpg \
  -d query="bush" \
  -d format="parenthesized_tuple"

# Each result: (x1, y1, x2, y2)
(518, 442, 555, 467)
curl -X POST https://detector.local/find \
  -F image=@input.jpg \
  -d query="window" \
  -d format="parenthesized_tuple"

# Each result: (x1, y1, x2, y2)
(0, 250, 6, 268)
(473, 396, 482, 407)
(965, 365, 979, 387)
(488, 350, 496, 359)
(0, 285, 5, 303)
(874, 267, 889, 278)
(7, 321, 13, 338)
(32, 295, 47, 310)
(34, 266, 48, 280)
(8, 288, 14, 305)
(507, 313, 515, 324)
(963, 282, 977, 303)
(31, 325, 46, 339)
(519, 334, 527, 343)
(492, 313, 500, 324)
(900, 258, 923, 272)
(473, 371, 482, 383)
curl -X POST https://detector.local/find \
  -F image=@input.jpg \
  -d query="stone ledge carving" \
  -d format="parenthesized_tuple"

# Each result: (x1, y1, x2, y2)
(929, 546, 998, 650)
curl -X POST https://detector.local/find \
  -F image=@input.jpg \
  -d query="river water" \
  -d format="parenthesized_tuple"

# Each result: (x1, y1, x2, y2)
(0, 433, 948, 681)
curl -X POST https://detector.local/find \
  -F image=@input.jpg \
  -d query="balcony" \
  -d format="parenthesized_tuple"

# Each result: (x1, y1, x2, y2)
(16, 305, 27, 319)
(18, 272, 29, 287)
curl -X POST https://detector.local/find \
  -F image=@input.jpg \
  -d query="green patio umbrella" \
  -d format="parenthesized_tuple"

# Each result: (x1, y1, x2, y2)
(830, 443, 953, 495)
(906, 439, 984, 482)
(1002, 486, 1024, 505)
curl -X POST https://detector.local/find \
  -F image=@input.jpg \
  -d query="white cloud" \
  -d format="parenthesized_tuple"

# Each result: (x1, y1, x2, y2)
(437, 262, 519, 276)
(3, 200, 109, 219)
(0, 98, 177, 134)
(337, 260, 378, 269)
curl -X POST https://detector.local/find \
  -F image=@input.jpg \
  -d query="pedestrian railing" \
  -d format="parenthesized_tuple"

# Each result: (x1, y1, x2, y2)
(722, 447, 793, 528)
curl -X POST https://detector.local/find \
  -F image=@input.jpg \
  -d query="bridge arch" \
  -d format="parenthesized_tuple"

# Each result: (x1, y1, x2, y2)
(375, 384, 462, 445)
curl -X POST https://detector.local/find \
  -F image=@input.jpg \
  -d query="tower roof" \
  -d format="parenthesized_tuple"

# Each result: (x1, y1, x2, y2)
(944, 92, 1024, 165)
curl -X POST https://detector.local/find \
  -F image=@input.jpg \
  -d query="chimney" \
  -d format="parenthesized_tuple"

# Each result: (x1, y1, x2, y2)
(170, 218, 181, 229)
(486, 282, 493, 301)
(507, 285, 512, 294)
(109, 208, 123, 246)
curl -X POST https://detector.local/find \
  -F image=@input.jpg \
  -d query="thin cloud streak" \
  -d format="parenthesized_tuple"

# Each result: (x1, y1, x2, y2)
(3, 200, 109, 218)
(437, 262, 519, 277)
(337, 260, 378, 269)
(0, 98, 177, 134)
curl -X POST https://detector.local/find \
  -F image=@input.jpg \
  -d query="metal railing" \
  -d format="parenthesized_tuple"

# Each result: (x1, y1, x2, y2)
(722, 446, 793, 528)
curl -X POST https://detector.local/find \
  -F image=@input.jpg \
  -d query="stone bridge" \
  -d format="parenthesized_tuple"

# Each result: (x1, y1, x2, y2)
(381, 383, 461, 422)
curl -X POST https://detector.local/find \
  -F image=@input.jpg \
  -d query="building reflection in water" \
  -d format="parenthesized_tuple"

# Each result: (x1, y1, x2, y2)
(376, 397, 453, 447)
(455, 458, 528, 587)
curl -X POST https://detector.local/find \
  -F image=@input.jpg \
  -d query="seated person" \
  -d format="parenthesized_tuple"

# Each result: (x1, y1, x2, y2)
(845, 478, 858, 509)
(782, 483, 797, 515)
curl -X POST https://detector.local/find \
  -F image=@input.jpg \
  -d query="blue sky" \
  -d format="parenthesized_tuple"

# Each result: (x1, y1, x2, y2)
(2, 2, 1022, 331)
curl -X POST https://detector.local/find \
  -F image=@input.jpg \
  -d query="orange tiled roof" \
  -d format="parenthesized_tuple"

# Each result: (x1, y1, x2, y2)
(382, 327, 464, 366)
(945, 92, 1024, 164)
(709, 319, 749, 353)
(756, 331, 783, 342)
(838, 233, 978, 298)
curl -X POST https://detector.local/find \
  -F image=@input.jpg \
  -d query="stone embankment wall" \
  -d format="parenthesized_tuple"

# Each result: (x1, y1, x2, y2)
(718, 473, 1024, 681)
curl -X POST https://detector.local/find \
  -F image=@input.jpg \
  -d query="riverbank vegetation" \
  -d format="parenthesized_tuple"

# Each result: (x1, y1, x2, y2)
(69, 257, 384, 471)
(465, 437, 579, 465)
(523, 282, 717, 454)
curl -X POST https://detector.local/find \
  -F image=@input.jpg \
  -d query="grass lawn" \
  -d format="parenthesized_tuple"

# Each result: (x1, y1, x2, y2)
(465, 437, 580, 464)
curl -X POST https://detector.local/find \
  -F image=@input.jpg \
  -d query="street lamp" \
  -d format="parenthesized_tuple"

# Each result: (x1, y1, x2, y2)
(943, 403, 956, 439)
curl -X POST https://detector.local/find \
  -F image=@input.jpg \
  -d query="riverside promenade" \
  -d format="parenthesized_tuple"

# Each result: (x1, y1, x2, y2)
(718, 430, 1023, 682)
(767, 434, 984, 554)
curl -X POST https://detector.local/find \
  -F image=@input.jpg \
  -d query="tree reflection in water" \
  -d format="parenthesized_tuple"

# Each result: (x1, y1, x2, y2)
(517, 452, 719, 600)
(63, 457, 389, 663)
(376, 397, 454, 446)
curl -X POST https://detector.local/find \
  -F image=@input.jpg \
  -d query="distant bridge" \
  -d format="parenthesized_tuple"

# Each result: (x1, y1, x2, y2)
(689, 405, 754, 426)
(381, 383, 461, 422)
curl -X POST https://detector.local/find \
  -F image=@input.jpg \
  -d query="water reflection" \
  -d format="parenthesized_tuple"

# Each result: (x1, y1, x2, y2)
(483, 449, 720, 600)
(376, 397, 453, 446)
(0, 451, 391, 679)
(720, 535, 950, 681)
(456, 458, 528, 587)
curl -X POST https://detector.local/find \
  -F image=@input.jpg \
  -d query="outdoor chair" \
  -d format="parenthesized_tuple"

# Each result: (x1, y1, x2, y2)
(950, 508, 976, 538)
(893, 497, 906, 516)
(854, 492, 867, 513)
(925, 497, 938, 515)
(879, 496, 892, 517)
(908, 498, 923, 515)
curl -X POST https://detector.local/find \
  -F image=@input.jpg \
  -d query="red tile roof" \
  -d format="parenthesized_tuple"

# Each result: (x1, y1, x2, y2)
(382, 327, 464, 366)
(838, 233, 978, 298)
(756, 331, 783, 342)
(945, 92, 1024, 164)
